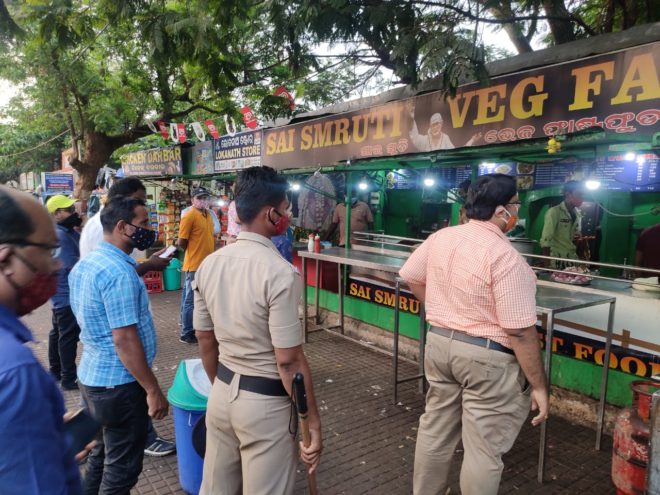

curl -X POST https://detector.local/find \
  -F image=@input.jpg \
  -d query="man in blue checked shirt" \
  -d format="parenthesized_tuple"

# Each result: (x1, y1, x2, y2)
(69, 197, 169, 494)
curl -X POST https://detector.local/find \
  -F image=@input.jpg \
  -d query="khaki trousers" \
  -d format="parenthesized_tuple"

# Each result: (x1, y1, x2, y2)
(200, 374, 296, 495)
(413, 332, 531, 495)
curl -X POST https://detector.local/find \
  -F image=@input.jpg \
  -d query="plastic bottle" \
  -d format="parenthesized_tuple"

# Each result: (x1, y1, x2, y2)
(314, 234, 321, 253)
(307, 234, 315, 252)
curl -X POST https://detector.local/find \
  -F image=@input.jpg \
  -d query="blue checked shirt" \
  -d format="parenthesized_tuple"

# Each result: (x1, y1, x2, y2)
(69, 241, 157, 387)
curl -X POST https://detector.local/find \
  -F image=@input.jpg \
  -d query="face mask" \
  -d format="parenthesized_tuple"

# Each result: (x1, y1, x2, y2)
(193, 197, 210, 210)
(3, 250, 58, 316)
(268, 209, 290, 236)
(500, 208, 518, 233)
(58, 212, 82, 230)
(126, 223, 157, 251)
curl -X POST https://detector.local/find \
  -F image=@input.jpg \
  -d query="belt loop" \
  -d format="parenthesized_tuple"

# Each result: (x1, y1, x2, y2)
(229, 373, 240, 403)
(450, 330, 455, 340)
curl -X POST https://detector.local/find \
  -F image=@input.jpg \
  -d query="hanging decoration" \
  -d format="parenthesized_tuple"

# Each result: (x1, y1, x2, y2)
(191, 122, 206, 141)
(240, 106, 258, 129)
(274, 86, 295, 111)
(176, 123, 187, 144)
(170, 123, 179, 143)
(157, 120, 170, 140)
(205, 119, 220, 139)
(146, 121, 158, 133)
(224, 114, 237, 137)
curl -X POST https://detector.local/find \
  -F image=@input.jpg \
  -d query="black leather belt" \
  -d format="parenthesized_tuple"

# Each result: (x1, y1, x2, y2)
(430, 326, 514, 356)
(216, 362, 288, 397)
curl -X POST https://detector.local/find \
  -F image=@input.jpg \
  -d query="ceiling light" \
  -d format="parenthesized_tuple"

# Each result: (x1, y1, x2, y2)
(585, 180, 601, 191)
(290, 182, 301, 192)
(423, 177, 435, 187)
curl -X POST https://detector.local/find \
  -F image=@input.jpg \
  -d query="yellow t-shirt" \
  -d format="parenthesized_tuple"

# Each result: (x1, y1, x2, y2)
(179, 207, 215, 272)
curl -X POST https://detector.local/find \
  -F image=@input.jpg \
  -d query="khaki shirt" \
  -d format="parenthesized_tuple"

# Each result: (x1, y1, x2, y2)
(539, 201, 581, 259)
(192, 231, 303, 379)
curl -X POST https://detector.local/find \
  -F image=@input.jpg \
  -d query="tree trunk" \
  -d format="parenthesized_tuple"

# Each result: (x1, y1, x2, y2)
(489, 4, 534, 54)
(542, 0, 577, 44)
(70, 131, 120, 199)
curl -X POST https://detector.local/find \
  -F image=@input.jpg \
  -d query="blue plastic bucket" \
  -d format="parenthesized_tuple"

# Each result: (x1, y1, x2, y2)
(168, 360, 211, 495)
(173, 406, 205, 495)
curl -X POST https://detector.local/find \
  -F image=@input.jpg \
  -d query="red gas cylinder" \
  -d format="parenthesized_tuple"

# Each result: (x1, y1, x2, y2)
(611, 381, 659, 495)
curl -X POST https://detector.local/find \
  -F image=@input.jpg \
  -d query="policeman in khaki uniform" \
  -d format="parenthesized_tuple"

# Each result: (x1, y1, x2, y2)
(540, 180, 584, 264)
(194, 166, 322, 495)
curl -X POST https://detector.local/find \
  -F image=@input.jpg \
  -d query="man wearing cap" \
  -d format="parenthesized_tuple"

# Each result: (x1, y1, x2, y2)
(540, 180, 584, 265)
(178, 187, 215, 344)
(46, 194, 83, 390)
(408, 103, 482, 151)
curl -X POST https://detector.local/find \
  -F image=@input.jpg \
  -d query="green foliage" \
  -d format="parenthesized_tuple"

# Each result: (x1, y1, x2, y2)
(0, 122, 65, 183)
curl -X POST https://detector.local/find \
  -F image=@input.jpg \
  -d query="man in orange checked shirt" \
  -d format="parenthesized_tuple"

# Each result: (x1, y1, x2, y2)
(400, 174, 548, 495)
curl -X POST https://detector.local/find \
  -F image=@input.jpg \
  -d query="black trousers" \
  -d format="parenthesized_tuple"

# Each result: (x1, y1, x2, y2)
(81, 381, 149, 495)
(48, 305, 81, 385)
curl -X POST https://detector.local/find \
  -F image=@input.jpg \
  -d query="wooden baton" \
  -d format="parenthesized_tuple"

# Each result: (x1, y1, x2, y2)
(293, 372, 318, 495)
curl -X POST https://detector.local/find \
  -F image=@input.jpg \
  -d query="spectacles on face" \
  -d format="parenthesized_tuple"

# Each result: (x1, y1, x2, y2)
(507, 201, 521, 206)
(11, 240, 61, 258)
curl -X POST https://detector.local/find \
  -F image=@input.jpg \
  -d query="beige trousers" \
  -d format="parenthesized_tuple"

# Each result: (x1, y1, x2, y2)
(413, 332, 531, 495)
(200, 374, 297, 495)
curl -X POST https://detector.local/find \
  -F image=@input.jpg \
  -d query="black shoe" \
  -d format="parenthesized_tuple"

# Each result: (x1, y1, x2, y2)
(179, 334, 198, 344)
(61, 381, 79, 391)
(144, 437, 176, 457)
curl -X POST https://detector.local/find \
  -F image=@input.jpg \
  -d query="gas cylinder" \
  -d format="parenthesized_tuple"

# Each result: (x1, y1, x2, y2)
(611, 381, 659, 495)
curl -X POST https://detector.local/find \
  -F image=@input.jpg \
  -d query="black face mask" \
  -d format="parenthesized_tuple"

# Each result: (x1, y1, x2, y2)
(58, 212, 82, 230)
(125, 223, 157, 251)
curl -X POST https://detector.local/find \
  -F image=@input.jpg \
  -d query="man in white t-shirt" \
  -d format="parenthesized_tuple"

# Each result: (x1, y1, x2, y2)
(78, 177, 176, 457)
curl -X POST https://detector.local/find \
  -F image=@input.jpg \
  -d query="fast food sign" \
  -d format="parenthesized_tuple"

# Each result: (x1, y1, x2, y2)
(262, 42, 660, 169)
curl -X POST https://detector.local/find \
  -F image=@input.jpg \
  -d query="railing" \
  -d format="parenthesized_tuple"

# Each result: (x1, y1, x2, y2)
(522, 254, 660, 290)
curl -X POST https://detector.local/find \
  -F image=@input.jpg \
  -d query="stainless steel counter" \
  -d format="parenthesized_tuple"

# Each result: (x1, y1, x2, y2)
(534, 285, 616, 483)
(299, 247, 407, 273)
(299, 247, 618, 485)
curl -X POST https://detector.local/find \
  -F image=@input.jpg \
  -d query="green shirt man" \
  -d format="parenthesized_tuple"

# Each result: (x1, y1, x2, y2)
(540, 181, 585, 261)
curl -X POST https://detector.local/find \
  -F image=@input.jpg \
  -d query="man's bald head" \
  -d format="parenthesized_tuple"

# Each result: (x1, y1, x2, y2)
(0, 186, 54, 244)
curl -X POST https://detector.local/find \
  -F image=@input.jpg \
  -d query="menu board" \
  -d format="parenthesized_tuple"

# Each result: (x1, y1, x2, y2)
(594, 154, 659, 192)
(475, 157, 659, 193)
(387, 165, 472, 190)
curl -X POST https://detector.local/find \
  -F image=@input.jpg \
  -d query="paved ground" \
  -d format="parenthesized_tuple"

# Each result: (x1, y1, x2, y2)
(23, 290, 616, 494)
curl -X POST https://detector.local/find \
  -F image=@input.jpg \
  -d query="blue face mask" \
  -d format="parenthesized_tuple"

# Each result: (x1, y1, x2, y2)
(126, 223, 157, 251)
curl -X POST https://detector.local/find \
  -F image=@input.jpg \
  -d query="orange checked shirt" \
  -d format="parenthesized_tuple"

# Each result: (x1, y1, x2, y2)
(399, 220, 538, 348)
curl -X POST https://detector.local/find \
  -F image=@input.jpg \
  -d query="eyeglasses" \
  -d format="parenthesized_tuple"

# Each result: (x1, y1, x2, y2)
(507, 201, 521, 206)
(11, 240, 61, 258)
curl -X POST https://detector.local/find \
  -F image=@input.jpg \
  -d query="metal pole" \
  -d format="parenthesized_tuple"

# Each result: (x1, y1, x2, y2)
(418, 304, 426, 395)
(302, 257, 308, 343)
(596, 301, 616, 451)
(392, 279, 401, 405)
(649, 388, 660, 495)
(314, 259, 321, 325)
(345, 172, 353, 250)
(538, 311, 555, 484)
(337, 262, 344, 335)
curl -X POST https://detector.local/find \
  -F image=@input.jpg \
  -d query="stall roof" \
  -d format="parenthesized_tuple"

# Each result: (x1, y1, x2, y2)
(269, 23, 660, 128)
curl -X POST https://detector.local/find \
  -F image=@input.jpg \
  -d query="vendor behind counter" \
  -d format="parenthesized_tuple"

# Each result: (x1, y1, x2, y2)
(539, 181, 584, 263)
(327, 195, 373, 247)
